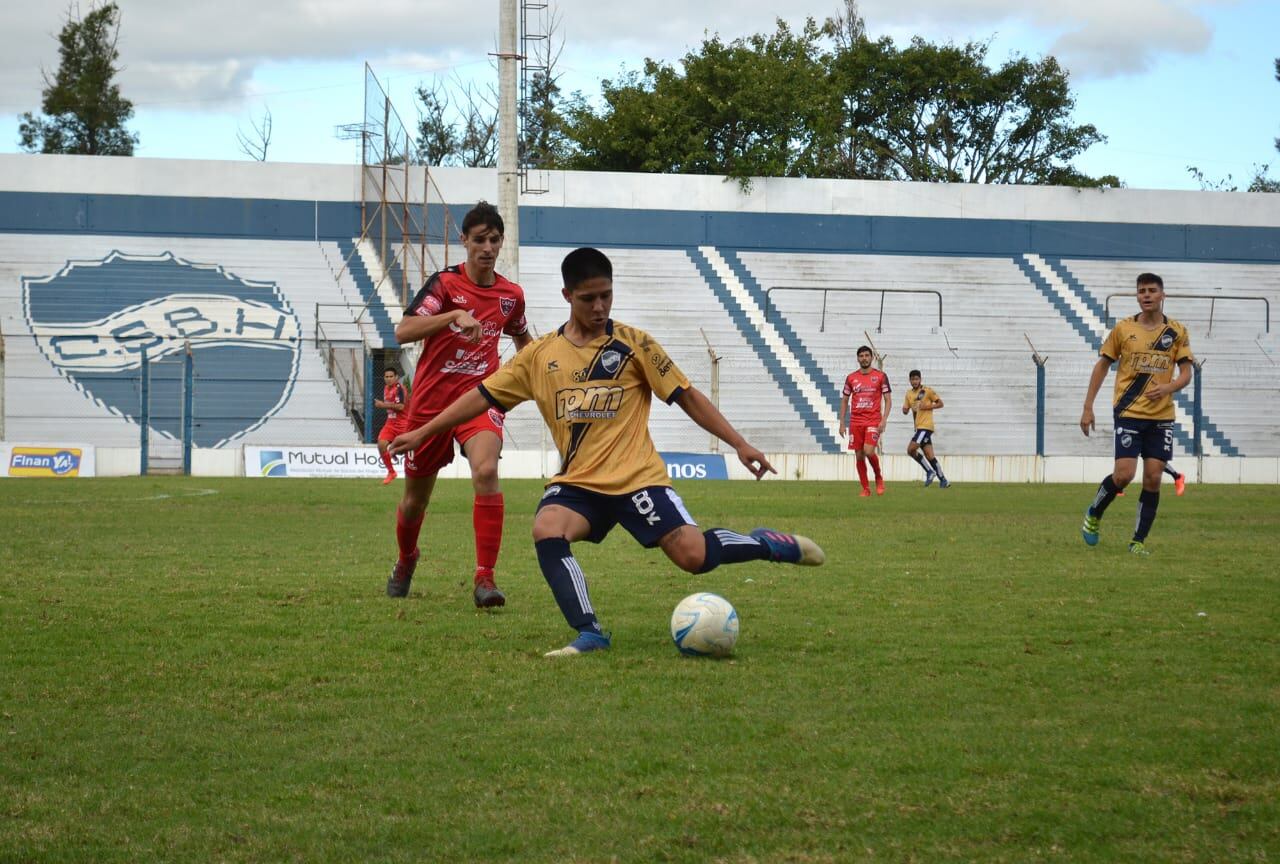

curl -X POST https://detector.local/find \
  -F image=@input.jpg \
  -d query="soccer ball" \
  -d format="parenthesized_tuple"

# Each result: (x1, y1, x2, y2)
(670, 592, 739, 657)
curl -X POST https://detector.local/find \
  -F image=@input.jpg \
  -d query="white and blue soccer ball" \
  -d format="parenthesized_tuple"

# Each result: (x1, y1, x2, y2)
(670, 592, 739, 657)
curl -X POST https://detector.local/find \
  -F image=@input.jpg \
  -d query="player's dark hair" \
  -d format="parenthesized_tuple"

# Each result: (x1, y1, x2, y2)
(384, 367, 399, 377)
(561, 247, 613, 289)
(461, 200, 504, 237)
(856, 345, 873, 355)
(909, 369, 921, 378)
(1136, 272, 1163, 289)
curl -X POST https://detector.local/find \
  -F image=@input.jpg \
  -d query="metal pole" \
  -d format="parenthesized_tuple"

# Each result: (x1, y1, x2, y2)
(496, 0, 520, 282)
(1034, 356, 1047, 457)
(1193, 360, 1204, 459)
(182, 343, 194, 475)
(364, 348, 375, 444)
(139, 351, 150, 475)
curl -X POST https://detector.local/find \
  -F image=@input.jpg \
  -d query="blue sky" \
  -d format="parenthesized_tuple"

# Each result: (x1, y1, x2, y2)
(0, 0, 1276, 191)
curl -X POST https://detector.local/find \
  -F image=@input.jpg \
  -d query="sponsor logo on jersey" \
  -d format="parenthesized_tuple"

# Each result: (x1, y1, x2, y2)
(23, 251, 300, 448)
(542, 485, 562, 499)
(651, 353, 673, 376)
(556, 385, 624, 420)
(8, 447, 83, 477)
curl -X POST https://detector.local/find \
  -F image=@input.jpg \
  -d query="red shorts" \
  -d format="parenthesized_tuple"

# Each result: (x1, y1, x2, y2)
(403, 407, 505, 478)
(377, 418, 407, 443)
(848, 425, 881, 451)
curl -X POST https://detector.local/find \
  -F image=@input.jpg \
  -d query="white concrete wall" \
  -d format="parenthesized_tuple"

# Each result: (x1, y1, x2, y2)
(4, 154, 1280, 228)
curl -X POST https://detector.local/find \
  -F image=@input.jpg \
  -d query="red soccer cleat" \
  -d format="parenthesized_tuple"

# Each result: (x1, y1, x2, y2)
(875, 478, 885, 496)
(1174, 474, 1185, 496)
(382, 470, 397, 486)
(859, 488, 872, 498)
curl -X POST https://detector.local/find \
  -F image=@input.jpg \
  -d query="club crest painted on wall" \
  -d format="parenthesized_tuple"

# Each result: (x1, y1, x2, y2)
(22, 250, 301, 447)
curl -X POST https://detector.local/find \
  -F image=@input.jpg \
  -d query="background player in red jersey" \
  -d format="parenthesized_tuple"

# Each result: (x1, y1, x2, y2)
(386, 201, 533, 607)
(838, 345, 892, 497)
(374, 367, 407, 485)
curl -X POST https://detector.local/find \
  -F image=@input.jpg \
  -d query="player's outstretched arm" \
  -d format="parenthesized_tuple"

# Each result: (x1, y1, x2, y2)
(674, 387, 776, 480)
(388, 388, 490, 456)
(1080, 357, 1113, 436)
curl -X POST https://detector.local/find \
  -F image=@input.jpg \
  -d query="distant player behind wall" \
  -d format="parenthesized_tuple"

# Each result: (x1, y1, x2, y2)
(839, 345, 891, 496)
(902, 369, 949, 488)
(374, 367, 408, 485)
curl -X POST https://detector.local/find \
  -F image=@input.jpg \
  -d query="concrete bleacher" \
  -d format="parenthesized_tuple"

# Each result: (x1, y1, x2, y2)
(0, 233, 373, 446)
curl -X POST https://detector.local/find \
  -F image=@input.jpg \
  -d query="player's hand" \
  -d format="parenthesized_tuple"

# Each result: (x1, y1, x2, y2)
(1080, 407, 1095, 436)
(388, 427, 428, 457)
(1144, 381, 1173, 400)
(450, 310, 483, 342)
(736, 444, 776, 480)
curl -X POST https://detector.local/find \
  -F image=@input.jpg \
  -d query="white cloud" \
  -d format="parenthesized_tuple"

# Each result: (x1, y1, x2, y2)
(0, 0, 1236, 114)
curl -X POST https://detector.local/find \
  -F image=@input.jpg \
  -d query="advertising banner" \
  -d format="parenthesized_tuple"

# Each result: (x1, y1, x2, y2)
(659, 452, 729, 481)
(245, 445, 400, 479)
(1, 443, 96, 478)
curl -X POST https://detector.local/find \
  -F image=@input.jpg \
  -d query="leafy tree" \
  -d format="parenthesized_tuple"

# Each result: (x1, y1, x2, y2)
(19, 2, 138, 155)
(564, 20, 832, 187)
(562, 17, 1117, 188)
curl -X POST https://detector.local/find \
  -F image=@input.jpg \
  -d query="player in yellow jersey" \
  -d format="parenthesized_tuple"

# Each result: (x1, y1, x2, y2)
(391, 247, 824, 656)
(1079, 273, 1194, 555)
(901, 369, 949, 488)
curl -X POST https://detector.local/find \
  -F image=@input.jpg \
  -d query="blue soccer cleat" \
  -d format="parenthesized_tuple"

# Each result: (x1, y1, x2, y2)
(749, 528, 825, 566)
(1081, 509, 1100, 546)
(544, 630, 611, 658)
(938, 478, 951, 489)
(924, 471, 936, 487)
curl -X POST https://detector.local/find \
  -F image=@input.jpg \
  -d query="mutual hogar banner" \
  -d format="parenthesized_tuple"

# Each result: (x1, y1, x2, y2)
(1, 443, 96, 478)
(246, 446, 400, 478)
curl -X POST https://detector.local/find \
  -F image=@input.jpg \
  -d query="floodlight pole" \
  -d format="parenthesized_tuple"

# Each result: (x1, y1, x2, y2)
(496, 0, 520, 282)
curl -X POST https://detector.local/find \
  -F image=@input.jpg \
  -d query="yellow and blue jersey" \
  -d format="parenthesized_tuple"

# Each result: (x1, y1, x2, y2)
(478, 319, 691, 495)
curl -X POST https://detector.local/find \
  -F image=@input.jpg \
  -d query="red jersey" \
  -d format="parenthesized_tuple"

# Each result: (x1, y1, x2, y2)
(843, 367, 891, 426)
(382, 383, 407, 421)
(404, 264, 528, 418)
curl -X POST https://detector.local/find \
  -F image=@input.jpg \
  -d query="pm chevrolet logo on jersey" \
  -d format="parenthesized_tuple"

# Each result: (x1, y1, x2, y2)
(23, 250, 301, 447)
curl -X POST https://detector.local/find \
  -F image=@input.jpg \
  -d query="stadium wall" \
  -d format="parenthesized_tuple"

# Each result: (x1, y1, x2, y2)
(2, 154, 1278, 482)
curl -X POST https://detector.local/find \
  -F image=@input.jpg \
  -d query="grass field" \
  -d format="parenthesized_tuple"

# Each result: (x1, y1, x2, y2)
(2, 476, 1278, 863)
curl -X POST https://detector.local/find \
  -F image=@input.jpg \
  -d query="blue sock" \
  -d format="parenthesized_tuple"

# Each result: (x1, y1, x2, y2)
(695, 528, 769, 574)
(1089, 475, 1119, 518)
(534, 537, 600, 634)
(911, 452, 931, 475)
(1134, 489, 1160, 542)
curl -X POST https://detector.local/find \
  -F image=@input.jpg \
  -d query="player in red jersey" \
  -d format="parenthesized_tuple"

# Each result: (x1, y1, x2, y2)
(374, 367, 408, 485)
(838, 345, 892, 497)
(386, 201, 533, 607)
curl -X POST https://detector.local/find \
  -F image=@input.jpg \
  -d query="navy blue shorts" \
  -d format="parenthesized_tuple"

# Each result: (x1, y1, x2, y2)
(1113, 415, 1174, 462)
(537, 483, 696, 547)
(910, 429, 933, 446)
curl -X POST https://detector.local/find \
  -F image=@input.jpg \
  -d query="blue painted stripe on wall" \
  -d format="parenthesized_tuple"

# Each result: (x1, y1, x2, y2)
(686, 248, 841, 453)
(335, 239, 398, 346)
(4, 191, 1280, 262)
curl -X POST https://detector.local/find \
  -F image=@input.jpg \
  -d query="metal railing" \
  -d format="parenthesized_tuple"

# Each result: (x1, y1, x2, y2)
(1104, 293, 1270, 334)
(765, 286, 944, 332)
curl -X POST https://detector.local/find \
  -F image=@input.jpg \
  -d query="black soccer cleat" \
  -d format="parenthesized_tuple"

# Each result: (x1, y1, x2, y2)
(386, 548, 419, 598)
(473, 579, 507, 608)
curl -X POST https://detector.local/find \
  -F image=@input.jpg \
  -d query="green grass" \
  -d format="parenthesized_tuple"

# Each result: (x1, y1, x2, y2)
(1, 477, 1278, 863)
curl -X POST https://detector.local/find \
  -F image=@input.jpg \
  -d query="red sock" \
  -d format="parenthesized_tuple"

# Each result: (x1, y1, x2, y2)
(380, 449, 394, 472)
(868, 453, 882, 479)
(856, 459, 869, 490)
(395, 504, 423, 563)
(473, 493, 504, 585)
